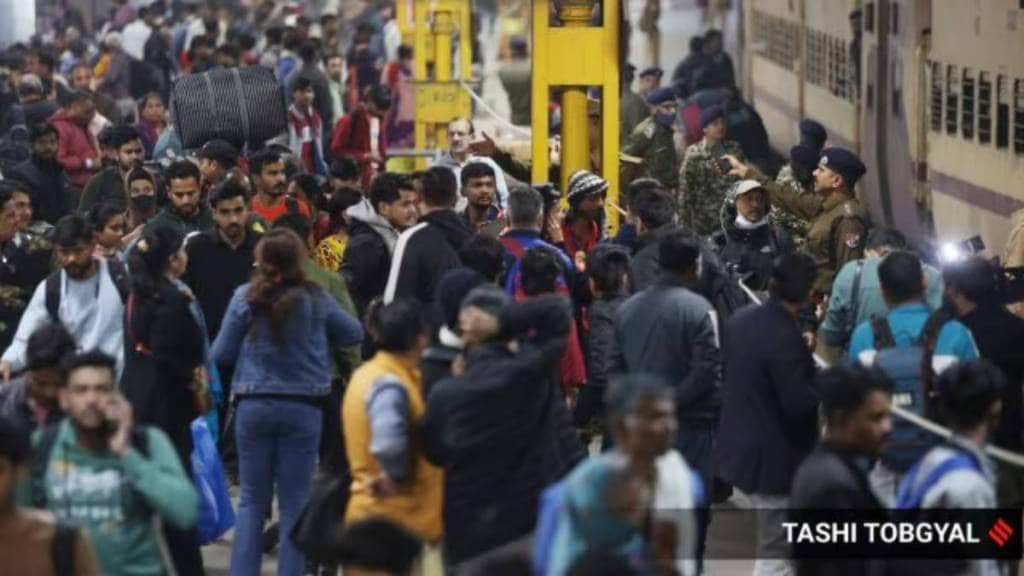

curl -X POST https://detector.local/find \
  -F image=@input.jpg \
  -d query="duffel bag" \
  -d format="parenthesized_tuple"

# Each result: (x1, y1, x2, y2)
(171, 66, 287, 149)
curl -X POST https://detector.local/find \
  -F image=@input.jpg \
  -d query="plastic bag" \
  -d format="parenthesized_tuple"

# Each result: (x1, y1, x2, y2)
(191, 418, 235, 544)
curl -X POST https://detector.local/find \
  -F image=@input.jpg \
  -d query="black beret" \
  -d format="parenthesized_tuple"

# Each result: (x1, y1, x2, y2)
(819, 147, 866, 187)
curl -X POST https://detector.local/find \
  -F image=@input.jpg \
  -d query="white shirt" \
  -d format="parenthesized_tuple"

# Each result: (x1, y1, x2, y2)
(121, 19, 152, 60)
(2, 260, 125, 378)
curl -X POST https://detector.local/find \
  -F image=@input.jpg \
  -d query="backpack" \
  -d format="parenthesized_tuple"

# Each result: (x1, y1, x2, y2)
(31, 422, 150, 508)
(894, 449, 981, 509)
(871, 311, 948, 473)
(44, 260, 130, 323)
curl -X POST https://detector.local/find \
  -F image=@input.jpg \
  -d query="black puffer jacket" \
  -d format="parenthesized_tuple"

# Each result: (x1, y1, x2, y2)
(711, 199, 794, 293)
(422, 296, 584, 564)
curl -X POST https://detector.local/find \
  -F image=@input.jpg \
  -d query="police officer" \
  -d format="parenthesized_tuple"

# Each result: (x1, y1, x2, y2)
(678, 104, 744, 237)
(620, 87, 679, 193)
(636, 66, 663, 100)
(620, 64, 649, 144)
(727, 147, 868, 296)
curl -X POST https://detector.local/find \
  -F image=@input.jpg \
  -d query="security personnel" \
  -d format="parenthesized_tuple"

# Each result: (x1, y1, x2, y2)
(620, 87, 679, 193)
(636, 66, 663, 100)
(620, 64, 649, 144)
(678, 104, 744, 236)
(728, 147, 868, 295)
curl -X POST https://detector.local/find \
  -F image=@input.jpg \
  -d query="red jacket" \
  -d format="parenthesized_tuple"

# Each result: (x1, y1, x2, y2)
(330, 106, 388, 187)
(49, 109, 99, 190)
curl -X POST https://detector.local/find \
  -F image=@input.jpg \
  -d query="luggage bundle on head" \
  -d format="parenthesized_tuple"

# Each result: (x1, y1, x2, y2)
(170, 66, 287, 150)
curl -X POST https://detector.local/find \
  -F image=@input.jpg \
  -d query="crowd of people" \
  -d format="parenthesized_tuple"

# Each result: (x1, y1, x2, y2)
(0, 2, 1021, 576)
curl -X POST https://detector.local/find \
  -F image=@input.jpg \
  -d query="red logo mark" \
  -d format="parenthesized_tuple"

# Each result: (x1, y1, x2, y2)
(988, 518, 1014, 547)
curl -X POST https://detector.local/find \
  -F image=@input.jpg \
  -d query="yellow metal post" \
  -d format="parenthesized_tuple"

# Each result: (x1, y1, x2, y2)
(532, 0, 621, 232)
(412, 1, 473, 170)
(433, 10, 455, 149)
(558, 1, 593, 194)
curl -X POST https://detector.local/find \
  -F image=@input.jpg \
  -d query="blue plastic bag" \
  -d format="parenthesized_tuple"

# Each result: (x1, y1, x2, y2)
(191, 418, 235, 544)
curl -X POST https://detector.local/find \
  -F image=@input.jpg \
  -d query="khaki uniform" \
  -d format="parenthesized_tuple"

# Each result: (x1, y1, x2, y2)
(621, 117, 679, 193)
(756, 168, 867, 294)
(772, 164, 814, 249)
(620, 89, 649, 144)
(678, 138, 744, 237)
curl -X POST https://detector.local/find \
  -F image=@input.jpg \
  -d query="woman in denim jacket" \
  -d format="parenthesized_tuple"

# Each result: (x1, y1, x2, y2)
(212, 228, 364, 576)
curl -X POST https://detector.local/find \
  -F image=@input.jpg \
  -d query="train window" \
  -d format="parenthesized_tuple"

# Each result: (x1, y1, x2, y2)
(997, 75, 1010, 149)
(962, 69, 975, 140)
(930, 63, 943, 132)
(1014, 79, 1024, 154)
(865, 3, 875, 33)
(945, 65, 959, 135)
(979, 72, 993, 145)
(867, 82, 875, 110)
(891, 2, 900, 36)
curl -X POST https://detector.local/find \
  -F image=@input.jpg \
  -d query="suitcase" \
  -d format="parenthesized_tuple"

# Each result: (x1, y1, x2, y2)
(170, 66, 287, 150)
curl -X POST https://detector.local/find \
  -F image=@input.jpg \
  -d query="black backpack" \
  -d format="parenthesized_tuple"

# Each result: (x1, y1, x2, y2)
(44, 260, 130, 323)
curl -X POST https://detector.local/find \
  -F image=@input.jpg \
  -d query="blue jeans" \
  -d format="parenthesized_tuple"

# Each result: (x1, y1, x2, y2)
(230, 398, 322, 576)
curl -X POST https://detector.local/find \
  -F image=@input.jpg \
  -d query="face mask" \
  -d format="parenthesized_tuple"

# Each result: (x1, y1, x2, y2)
(735, 213, 768, 230)
(654, 112, 676, 127)
(130, 194, 156, 214)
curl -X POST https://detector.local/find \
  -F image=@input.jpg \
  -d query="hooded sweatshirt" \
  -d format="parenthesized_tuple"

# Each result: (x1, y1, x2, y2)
(341, 199, 402, 315)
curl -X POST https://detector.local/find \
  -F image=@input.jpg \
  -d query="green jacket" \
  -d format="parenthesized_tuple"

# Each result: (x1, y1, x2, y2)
(621, 117, 679, 192)
(304, 259, 362, 377)
(678, 139, 744, 236)
(80, 167, 127, 213)
(18, 420, 198, 576)
(144, 204, 215, 235)
(619, 89, 649, 144)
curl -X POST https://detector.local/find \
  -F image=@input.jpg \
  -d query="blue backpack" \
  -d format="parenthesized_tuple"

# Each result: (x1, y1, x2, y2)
(871, 312, 948, 473)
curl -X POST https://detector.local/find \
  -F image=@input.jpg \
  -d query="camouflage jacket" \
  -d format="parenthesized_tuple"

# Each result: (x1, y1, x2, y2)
(678, 139, 744, 237)
(772, 164, 815, 247)
(0, 233, 53, 350)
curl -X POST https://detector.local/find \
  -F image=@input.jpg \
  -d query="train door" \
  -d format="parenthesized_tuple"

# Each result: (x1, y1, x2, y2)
(859, 0, 931, 243)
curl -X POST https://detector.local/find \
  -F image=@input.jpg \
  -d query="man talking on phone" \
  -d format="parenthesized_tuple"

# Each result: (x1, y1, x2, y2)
(677, 104, 745, 237)
(18, 351, 198, 576)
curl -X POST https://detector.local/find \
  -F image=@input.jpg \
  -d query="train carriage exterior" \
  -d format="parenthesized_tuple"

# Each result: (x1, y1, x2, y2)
(741, 0, 1024, 259)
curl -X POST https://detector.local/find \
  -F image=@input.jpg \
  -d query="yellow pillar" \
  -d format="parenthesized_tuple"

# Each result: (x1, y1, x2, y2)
(557, 0, 595, 194)
(433, 10, 455, 150)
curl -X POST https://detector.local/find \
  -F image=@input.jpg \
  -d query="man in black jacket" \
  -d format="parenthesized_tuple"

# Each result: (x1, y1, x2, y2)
(384, 166, 473, 305)
(943, 257, 1024, 516)
(610, 227, 721, 563)
(422, 289, 583, 571)
(711, 179, 795, 294)
(182, 180, 262, 340)
(628, 183, 749, 329)
(341, 173, 418, 317)
(9, 124, 74, 225)
(716, 253, 819, 573)
(790, 365, 892, 576)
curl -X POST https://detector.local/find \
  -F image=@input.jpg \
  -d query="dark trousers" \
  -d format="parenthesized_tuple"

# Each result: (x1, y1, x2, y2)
(676, 424, 715, 571)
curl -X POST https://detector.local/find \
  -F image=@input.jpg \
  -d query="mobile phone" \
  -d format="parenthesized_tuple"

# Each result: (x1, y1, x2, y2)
(716, 157, 732, 173)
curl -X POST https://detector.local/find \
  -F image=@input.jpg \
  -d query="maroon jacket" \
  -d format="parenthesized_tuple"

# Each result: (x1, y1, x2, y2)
(49, 109, 99, 190)
(330, 106, 388, 187)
